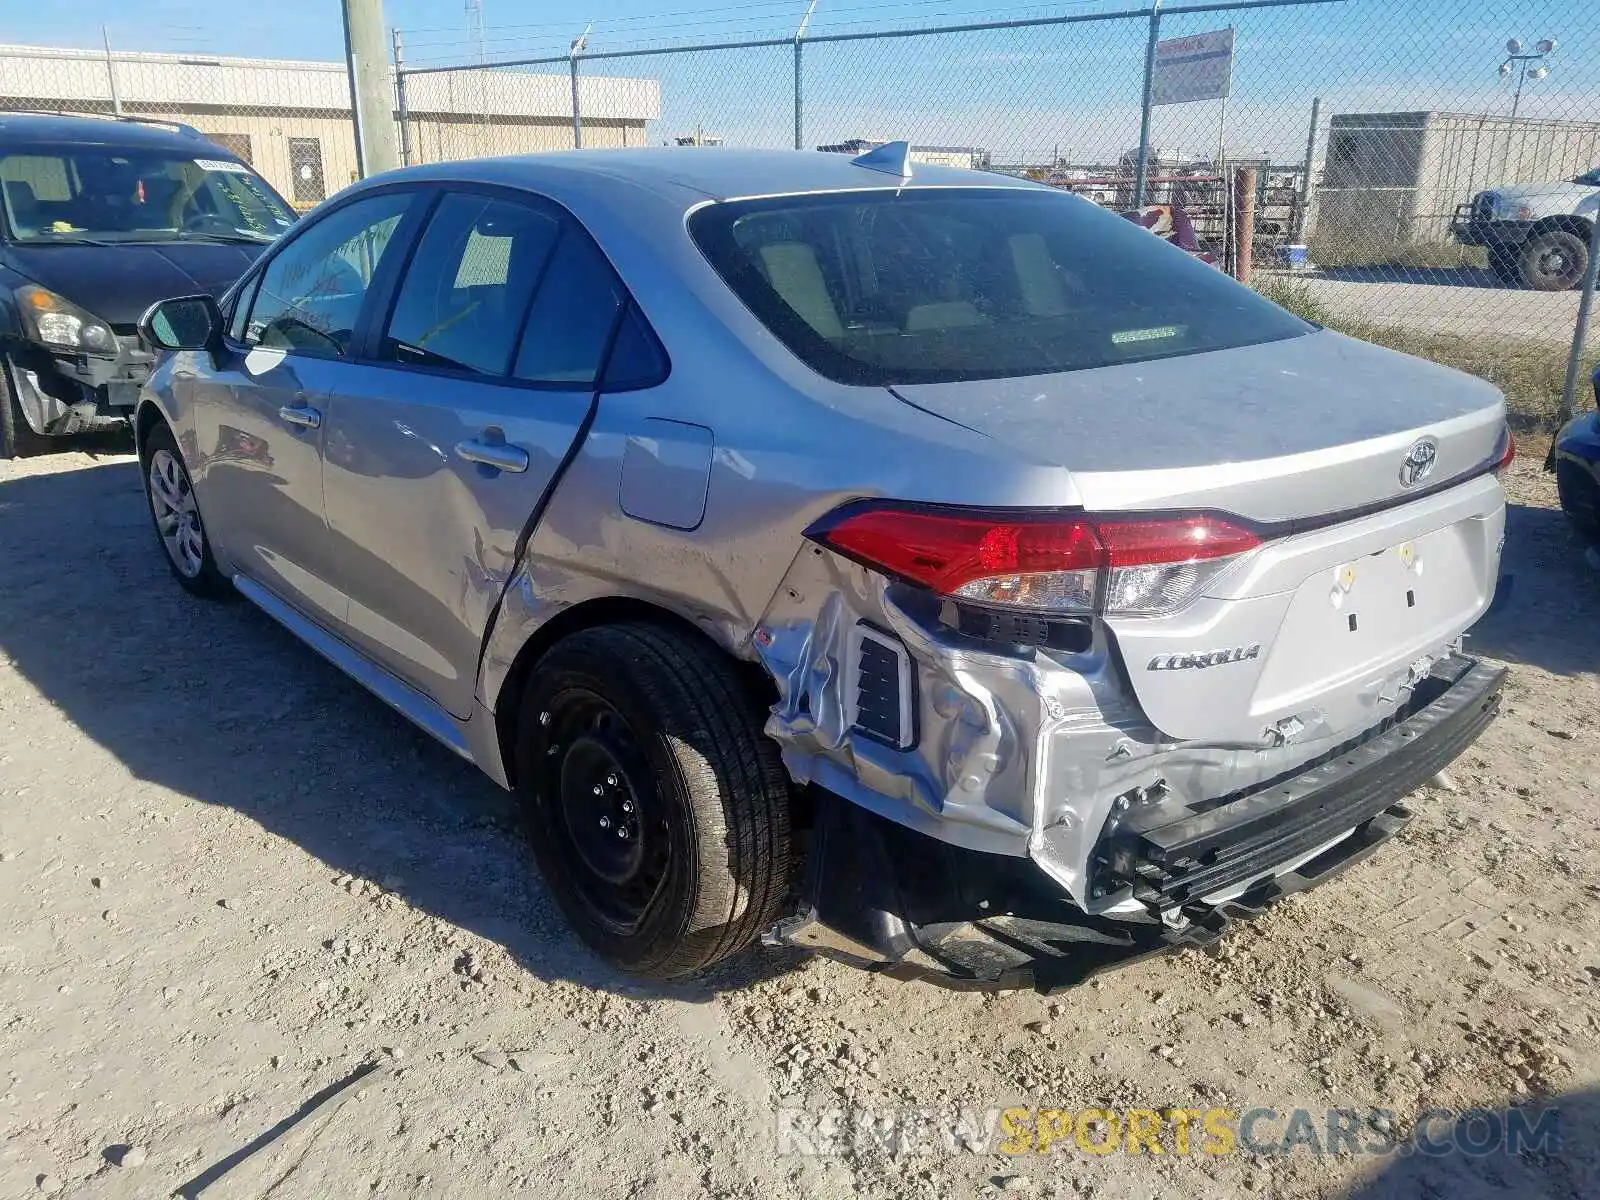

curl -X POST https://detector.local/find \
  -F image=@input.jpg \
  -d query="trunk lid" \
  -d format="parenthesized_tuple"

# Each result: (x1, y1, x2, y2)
(892, 328, 1508, 745)
(889, 328, 1505, 523)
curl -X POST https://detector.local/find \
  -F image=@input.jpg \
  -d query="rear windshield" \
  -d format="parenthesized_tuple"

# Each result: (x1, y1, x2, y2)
(0, 143, 295, 246)
(689, 187, 1313, 385)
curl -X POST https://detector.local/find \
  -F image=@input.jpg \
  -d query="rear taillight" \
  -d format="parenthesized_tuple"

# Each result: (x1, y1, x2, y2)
(809, 503, 1261, 616)
(1494, 429, 1516, 477)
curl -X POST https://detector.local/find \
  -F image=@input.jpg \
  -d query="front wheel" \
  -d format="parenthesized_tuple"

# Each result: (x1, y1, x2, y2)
(1519, 229, 1588, 291)
(0, 356, 49, 460)
(516, 623, 793, 980)
(138, 420, 231, 598)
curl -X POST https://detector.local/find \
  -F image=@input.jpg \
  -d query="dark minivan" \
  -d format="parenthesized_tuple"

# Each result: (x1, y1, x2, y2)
(0, 112, 296, 456)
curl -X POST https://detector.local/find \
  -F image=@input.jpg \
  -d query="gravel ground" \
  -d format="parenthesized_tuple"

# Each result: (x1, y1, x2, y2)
(1290, 268, 1598, 345)
(0, 447, 1596, 1200)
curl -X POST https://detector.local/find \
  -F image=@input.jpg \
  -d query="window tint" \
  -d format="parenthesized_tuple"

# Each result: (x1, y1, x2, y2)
(513, 229, 624, 386)
(689, 188, 1313, 386)
(381, 193, 560, 376)
(246, 192, 412, 359)
(600, 303, 669, 391)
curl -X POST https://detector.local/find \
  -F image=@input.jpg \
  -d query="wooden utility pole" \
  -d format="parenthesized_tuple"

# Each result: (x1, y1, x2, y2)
(341, 0, 400, 178)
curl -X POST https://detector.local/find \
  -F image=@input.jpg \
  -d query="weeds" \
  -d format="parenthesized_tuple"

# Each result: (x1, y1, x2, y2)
(1254, 276, 1573, 431)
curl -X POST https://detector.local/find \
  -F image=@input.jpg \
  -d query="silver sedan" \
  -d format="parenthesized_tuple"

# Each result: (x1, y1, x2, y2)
(136, 143, 1510, 990)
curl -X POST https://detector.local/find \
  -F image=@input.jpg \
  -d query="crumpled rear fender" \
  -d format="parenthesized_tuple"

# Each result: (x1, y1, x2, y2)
(752, 544, 1382, 911)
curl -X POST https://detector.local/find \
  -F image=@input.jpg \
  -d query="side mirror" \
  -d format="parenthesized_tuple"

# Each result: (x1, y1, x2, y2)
(139, 294, 222, 353)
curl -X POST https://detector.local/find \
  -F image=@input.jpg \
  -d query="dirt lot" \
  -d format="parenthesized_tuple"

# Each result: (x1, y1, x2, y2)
(1290, 267, 1597, 346)
(0, 447, 1596, 1200)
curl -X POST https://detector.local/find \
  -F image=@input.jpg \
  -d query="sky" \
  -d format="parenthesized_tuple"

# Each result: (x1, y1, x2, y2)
(6, 0, 1597, 163)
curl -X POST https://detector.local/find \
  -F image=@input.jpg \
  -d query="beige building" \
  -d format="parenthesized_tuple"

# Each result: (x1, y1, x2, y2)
(0, 43, 661, 207)
(1315, 110, 1600, 249)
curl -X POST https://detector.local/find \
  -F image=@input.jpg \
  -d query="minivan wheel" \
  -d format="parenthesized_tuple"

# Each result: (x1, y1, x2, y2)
(516, 623, 793, 980)
(1519, 229, 1588, 291)
(0, 356, 48, 460)
(139, 421, 231, 598)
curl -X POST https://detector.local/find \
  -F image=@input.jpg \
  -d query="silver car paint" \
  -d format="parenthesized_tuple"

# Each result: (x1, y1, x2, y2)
(141, 148, 1507, 920)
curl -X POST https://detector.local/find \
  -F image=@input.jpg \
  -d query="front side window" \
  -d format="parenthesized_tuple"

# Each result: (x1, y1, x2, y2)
(246, 192, 412, 359)
(380, 193, 560, 377)
(689, 187, 1314, 386)
(0, 144, 295, 245)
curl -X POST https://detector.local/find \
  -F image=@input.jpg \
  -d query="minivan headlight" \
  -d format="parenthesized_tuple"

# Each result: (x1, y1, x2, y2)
(15, 285, 117, 355)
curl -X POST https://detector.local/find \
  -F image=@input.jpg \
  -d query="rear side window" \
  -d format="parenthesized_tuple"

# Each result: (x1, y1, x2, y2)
(513, 230, 624, 387)
(689, 188, 1313, 386)
(380, 193, 561, 376)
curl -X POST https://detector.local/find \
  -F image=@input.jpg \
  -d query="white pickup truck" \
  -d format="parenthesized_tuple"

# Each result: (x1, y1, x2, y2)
(1453, 167, 1600, 290)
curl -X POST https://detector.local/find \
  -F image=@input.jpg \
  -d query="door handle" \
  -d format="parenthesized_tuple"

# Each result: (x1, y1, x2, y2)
(278, 405, 322, 430)
(455, 439, 529, 474)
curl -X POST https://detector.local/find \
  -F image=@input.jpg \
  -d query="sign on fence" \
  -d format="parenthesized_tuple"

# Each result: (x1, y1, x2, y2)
(1151, 27, 1234, 106)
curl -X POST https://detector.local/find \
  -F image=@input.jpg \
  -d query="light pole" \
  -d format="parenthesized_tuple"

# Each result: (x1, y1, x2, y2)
(1500, 37, 1558, 121)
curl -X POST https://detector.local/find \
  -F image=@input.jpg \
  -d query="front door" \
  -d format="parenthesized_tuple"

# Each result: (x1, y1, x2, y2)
(321, 189, 628, 717)
(189, 190, 415, 626)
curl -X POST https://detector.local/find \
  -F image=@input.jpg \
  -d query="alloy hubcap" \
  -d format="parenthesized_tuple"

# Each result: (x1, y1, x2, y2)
(148, 449, 204, 578)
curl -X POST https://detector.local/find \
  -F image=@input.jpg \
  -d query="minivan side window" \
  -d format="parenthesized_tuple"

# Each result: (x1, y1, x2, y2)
(380, 193, 560, 377)
(244, 192, 412, 359)
(513, 228, 625, 387)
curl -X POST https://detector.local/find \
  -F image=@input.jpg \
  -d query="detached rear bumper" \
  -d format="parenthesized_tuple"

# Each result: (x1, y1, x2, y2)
(766, 655, 1505, 992)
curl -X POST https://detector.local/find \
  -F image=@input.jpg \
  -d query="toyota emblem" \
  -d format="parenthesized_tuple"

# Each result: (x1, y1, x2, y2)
(1399, 438, 1438, 488)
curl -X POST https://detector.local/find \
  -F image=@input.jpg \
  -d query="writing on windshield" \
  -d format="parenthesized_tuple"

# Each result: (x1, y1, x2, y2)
(0, 144, 295, 244)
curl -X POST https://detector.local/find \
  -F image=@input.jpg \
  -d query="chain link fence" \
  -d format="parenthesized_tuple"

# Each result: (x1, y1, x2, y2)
(0, 41, 372, 209)
(395, 0, 1600, 429)
(2, 2, 1595, 429)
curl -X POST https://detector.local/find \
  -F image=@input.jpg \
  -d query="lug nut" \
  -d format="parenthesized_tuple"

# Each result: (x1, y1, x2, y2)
(606, 774, 618, 786)
(592, 785, 603, 796)
(617, 827, 630, 840)
(599, 816, 611, 829)
(620, 800, 634, 814)
(539, 711, 551, 726)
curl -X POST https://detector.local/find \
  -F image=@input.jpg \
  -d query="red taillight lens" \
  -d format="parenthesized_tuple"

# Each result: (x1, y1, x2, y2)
(810, 504, 1260, 616)
(1494, 429, 1516, 476)
(815, 507, 1103, 594)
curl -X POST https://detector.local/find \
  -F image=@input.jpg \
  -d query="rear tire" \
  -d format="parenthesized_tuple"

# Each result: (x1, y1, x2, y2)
(0, 356, 49, 460)
(515, 622, 793, 981)
(138, 420, 231, 599)
(1519, 228, 1588, 291)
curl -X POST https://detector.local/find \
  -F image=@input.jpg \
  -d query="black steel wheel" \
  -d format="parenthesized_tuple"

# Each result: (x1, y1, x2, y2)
(516, 622, 793, 980)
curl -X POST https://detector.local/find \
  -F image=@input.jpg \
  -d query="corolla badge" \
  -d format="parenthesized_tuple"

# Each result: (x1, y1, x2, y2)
(1399, 438, 1439, 488)
(1147, 644, 1261, 671)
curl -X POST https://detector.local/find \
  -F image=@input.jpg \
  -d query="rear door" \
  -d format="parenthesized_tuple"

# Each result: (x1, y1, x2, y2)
(319, 186, 632, 717)
(187, 189, 417, 625)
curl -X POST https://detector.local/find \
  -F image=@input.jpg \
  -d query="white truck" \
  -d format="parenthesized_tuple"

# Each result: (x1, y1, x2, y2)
(1453, 167, 1600, 290)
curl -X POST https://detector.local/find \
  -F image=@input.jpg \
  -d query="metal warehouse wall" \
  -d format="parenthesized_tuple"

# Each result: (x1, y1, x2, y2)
(1315, 110, 1600, 250)
(0, 43, 660, 206)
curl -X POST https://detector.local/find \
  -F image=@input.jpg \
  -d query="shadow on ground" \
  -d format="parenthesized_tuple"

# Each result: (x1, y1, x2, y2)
(0, 459, 1592, 1003)
(1470, 500, 1599, 678)
(0, 456, 804, 1000)
(1342, 1086, 1597, 1200)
